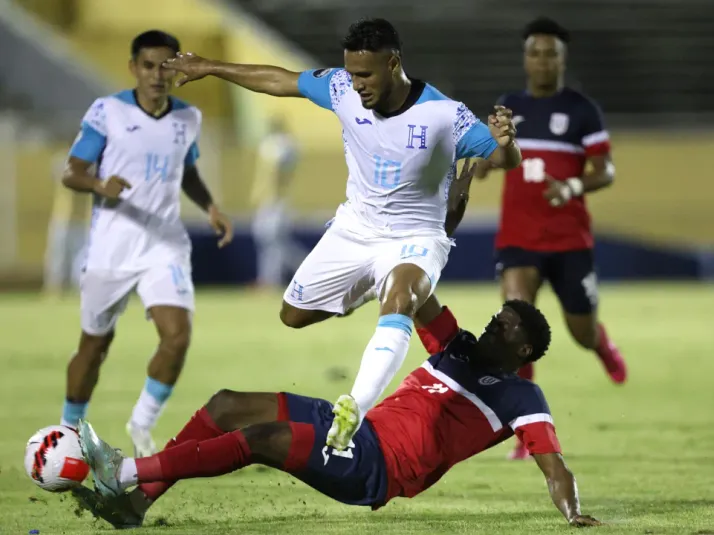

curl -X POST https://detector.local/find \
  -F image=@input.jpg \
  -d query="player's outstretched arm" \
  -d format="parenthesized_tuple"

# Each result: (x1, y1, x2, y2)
(533, 452, 602, 527)
(163, 53, 302, 97)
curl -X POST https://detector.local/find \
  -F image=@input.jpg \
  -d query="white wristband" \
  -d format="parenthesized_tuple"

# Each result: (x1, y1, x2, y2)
(565, 177, 584, 197)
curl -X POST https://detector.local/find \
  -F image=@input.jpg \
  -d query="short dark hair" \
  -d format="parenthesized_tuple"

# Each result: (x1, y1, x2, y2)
(131, 30, 180, 59)
(522, 17, 570, 44)
(504, 300, 551, 363)
(342, 18, 401, 53)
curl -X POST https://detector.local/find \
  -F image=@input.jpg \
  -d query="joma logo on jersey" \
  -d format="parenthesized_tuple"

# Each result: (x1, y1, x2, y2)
(406, 125, 428, 149)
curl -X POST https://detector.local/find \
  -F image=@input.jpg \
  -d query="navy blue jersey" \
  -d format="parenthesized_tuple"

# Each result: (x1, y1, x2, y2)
(367, 339, 560, 502)
(495, 88, 611, 251)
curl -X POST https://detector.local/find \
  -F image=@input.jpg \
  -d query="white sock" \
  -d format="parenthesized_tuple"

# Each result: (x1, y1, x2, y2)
(350, 314, 413, 419)
(119, 458, 138, 489)
(130, 377, 174, 430)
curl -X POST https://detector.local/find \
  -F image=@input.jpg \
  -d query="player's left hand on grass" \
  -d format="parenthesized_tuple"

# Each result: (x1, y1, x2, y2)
(163, 52, 213, 88)
(488, 105, 517, 147)
(569, 514, 602, 527)
(208, 205, 234, 248)
(543, 176, 574, 207)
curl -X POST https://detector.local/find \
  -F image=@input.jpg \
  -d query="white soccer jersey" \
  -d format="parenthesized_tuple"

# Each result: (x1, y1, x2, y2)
(297, 69, 499, 234)
(70, 90, 201, 271)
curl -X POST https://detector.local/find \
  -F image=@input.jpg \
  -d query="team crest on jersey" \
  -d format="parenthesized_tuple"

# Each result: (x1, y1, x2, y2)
(173, 122, 187, 145)
(312, 68, 333, 78)
(549, 113, 569, 135)
(478, 376, 501, 386)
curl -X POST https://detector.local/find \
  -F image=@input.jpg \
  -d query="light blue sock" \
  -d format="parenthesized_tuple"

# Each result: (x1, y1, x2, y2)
(350, 313, 414, 417)
(61, 400, 88, 428)
(130, 377, 174, 430)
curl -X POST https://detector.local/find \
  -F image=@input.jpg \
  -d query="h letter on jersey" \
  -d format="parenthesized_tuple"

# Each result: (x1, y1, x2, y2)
(290, 280, 305, 301)
(173, 122, 187, 145)
(406, 125, 428, 150)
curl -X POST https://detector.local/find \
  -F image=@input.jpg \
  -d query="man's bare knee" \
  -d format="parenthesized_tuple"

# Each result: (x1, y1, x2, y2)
(242, 422, 292, 467)
(77, 331, 115, 364)
(159, 327, 191, 357)
(205, 389, 242, 430)
(381, 265, 431, 317)
(205, 390, 280, 432)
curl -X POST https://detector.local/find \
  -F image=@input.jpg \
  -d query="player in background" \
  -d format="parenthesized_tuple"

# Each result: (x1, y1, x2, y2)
(447, 18, 626, 460)
(250, 115, 306, 289)
(43, 137, 91, 298)
(75, 300, 601, 529)
(60, 30, 233, 457)
(163, 18, 521, 452)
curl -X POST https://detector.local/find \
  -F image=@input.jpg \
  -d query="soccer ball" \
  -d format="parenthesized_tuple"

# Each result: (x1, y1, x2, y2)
(24, 425, 89, 492)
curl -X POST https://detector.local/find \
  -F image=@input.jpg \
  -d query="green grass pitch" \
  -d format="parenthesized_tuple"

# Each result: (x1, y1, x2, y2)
(1, 283, 713, 534)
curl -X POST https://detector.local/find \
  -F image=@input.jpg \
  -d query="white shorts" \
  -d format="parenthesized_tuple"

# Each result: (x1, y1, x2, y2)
(80, 262, 195, 336)
(283, 214, 452, 315)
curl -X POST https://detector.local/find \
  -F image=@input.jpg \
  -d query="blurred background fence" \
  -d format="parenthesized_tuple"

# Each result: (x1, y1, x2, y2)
(1, 0, 713, 288)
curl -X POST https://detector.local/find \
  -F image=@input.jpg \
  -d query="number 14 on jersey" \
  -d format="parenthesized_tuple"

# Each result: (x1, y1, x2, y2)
(145, 153, 170, 182)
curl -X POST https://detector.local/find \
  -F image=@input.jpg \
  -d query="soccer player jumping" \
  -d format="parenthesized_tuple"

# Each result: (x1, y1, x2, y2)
(60, 30, 233, 456)
(75, 300, 601, 529)
(163, 18, 521, 451)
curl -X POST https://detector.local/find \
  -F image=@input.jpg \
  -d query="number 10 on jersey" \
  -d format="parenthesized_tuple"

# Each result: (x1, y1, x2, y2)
(373, 155, 402, 189)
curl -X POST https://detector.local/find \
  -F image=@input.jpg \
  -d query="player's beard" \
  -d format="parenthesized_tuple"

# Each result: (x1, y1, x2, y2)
(370, 84, 391, 112)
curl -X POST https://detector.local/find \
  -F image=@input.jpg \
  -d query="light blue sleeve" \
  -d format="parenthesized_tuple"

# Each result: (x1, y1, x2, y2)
(456, 122, 498, 160)
(185, 141, 199, 167)
(454, 103, 498, 160)
(297, 68, 339, 111)
(69, 122, 106, 163)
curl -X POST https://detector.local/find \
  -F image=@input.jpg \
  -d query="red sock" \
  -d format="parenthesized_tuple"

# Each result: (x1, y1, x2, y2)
(416, 306, 460, 354)
(138, 407, 224, 501)
(136, 430, 251, 483)
(517, 363, 534, 381)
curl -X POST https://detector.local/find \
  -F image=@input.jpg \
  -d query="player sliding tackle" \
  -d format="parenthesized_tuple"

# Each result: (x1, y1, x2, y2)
(75, 300, 600, 529)
(162, 18, 521, 451)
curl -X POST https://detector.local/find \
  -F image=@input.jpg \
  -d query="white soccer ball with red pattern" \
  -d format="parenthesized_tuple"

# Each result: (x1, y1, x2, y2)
(24, 425, 89, 492)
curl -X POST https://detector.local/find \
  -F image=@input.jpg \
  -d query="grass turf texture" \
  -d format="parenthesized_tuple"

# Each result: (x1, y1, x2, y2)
(1, 283, 713, 534)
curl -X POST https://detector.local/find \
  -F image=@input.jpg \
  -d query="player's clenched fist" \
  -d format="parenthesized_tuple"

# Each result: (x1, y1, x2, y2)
(93, 176, 131, 199)
(488, 105, 517, 147)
